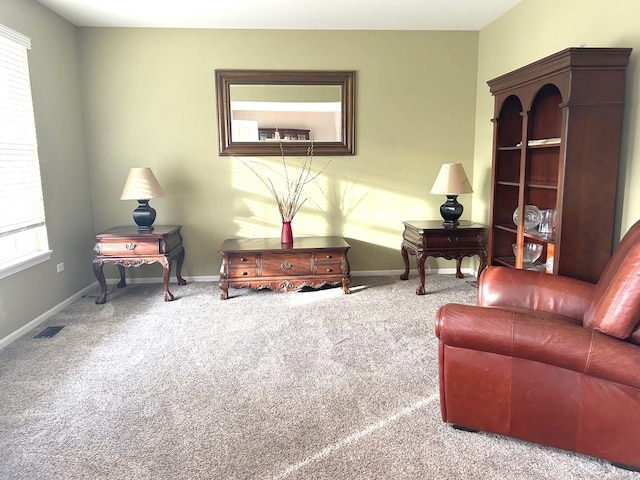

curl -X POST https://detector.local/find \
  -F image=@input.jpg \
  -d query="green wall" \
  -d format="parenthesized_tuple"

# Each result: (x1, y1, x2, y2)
(77, 28, 479, 279)
(0, 0, 95, 343)
(4, 0, 640, 345)
(473, 0, 640, 240)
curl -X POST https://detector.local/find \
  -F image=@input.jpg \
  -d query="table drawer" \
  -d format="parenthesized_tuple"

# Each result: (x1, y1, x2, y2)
(423, 231, 485, 249)
(96, 239, 162, 256)
(315, 250, 344, 263)
(228, 267, 257, 278)
(261, 253, 313, 276)
(227, 254, 258, 268)
(314, 261, 344, 275)
(315, 250, 346, 275)
(227, 254, 258, 277)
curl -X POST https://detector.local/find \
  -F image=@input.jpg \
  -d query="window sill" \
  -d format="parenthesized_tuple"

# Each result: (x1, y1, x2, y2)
(0, 250, 52, 280)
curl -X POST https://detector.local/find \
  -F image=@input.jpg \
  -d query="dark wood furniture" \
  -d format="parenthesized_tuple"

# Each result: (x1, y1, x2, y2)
(400, 220, 487, 295)
(218, 236, 351, 299)
(487, 47, 631, 283)
(93, 225, 186, 304)
(258, 127, 310, 141)
(435, 218, 640, 471)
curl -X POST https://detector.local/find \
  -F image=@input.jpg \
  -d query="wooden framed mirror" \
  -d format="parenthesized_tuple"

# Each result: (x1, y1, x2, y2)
(215, 70, 355, 156)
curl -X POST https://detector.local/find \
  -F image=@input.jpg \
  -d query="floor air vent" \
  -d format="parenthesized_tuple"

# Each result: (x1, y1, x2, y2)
(34, 326, 64, 338)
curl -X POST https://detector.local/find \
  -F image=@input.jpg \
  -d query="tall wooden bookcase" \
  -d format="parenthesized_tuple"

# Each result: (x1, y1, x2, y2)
(487, 47, 631, 283)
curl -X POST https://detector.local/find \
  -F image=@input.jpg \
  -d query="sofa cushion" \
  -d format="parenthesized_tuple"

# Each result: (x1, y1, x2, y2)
(478, 266, 593, 321)
(435, 303, 640, 390)
(584, 241, 640, 339)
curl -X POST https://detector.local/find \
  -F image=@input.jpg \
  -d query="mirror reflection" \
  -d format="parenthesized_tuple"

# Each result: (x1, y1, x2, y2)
(215, 70, 355, 156)
(230, 85, 342, 142)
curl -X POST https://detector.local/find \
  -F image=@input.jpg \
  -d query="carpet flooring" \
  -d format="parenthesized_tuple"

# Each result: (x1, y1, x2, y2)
(0, 274, 637, 479)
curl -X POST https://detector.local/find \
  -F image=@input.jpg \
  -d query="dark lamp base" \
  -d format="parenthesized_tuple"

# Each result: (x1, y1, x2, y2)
(440, 195, 464, 227)
(132, 200, 157, 232)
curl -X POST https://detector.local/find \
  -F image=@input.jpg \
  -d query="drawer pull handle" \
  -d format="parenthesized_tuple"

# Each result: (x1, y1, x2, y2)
(242, 272, 248, 276)
(125, 242, 136, 250)
(326, 268, 333, 272)
(448, 235, 460, 243)
(281, 262, 292, 270)
(240, 257, 247, 262)
(326, 255, 333, 259)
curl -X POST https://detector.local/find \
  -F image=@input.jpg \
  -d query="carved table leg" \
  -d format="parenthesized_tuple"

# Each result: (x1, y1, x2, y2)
(93, 258, 108, 304)
(175, 245, 187, 286)
(116, 264, 127, 288)
(400, 244, 410, 280)
(160, 257, 175, 302)
(416, 252, 427, 295)
(342, 277, 351, 294)
(220, 281, 229, 300)
(455, 257, 464, 279)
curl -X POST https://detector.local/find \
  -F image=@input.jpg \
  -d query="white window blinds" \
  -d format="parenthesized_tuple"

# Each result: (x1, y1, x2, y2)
(0, 25, 46, 237)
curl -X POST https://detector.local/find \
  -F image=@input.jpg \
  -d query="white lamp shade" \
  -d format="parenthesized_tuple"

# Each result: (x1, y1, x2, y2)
(430, 163, 473, 195)
(120, 167, 166, 200)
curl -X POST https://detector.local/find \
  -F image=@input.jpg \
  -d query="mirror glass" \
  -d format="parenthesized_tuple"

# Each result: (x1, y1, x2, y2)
(216, 70, 355, 156)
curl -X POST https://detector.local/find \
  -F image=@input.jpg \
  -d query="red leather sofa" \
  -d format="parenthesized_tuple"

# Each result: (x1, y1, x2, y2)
(435, 220, 640, 470)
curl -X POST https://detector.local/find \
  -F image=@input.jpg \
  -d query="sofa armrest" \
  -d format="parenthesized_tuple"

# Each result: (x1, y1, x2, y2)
(434, 303, 640, 390)
(477, 266, 595, 321)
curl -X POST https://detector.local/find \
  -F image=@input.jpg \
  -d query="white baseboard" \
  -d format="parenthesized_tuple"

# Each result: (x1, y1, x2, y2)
(104, 267, 478, 284)
(0, 282, 99, 350)
(353, 268, 478, 278)
(0, 267, 478, 349)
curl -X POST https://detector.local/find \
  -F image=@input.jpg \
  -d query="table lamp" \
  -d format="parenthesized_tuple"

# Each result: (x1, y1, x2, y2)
(430, 163, 473, 227)
(120, 167, 165, 232)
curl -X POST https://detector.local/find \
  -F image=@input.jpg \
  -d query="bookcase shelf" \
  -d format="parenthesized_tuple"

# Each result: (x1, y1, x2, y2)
(487, 47, 631, 283)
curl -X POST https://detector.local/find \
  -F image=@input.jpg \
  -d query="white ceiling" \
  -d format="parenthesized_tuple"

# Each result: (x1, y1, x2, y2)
(36, 0, 523, 30)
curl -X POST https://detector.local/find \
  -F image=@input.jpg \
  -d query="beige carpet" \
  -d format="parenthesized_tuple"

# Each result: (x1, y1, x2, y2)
(0, 275, 636, 479)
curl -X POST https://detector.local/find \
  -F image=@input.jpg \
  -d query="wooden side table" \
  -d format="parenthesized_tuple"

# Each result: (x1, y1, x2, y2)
(92, 225, 187, 304)
(400, 220, 487, 295)
(218, 236, 351, 299)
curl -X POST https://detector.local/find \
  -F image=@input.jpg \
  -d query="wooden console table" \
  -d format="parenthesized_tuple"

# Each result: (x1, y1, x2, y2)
(218, 236, 351, 299)
(400, 220, 487, 295)
(93, 225, 187, 304)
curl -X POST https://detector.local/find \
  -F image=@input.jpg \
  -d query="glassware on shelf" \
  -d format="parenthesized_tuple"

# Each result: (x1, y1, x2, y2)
(513, 205, 541, 232)
(512, 242, 543, 264)
(539, 209, 556, 235)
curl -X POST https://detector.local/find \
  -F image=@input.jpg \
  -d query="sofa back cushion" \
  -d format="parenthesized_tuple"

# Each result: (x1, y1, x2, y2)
(584, 220, 640, 338)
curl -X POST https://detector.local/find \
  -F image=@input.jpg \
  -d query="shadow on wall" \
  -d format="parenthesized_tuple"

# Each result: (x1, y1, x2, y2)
(147, 153, 445, 275)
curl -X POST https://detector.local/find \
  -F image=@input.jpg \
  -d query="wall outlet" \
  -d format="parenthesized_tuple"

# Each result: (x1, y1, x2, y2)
(56, 262, 64, 273)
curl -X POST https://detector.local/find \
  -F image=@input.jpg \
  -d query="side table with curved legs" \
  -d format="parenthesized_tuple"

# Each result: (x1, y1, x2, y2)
(93, 225, 187, 304)
(400, 220, 487, 295)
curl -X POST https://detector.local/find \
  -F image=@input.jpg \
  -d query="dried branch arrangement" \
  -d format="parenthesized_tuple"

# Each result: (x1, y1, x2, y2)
(241, 143, 330, 222)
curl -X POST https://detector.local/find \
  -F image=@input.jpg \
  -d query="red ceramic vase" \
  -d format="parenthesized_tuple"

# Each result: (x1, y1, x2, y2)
(281, 221, 293, 245)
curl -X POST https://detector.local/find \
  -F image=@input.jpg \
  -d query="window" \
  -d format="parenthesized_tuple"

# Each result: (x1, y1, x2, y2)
(0, 25, 50, 280)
